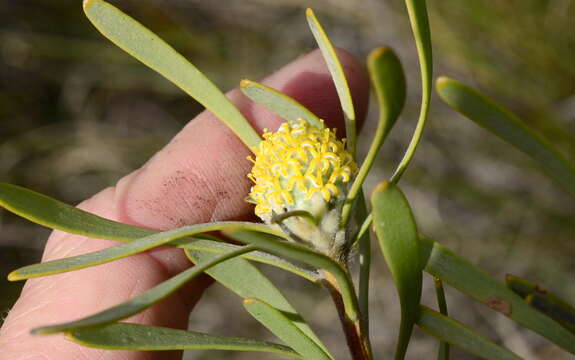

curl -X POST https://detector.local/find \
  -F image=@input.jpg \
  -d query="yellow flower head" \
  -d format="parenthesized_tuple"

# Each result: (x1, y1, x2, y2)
(248, 118, 357, 220)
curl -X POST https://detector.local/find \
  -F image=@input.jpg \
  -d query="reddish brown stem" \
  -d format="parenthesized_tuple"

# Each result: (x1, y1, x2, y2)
(321, 270, 372, 360)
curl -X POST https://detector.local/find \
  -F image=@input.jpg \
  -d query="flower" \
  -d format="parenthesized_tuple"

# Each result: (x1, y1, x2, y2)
(247, 118, 357, 256)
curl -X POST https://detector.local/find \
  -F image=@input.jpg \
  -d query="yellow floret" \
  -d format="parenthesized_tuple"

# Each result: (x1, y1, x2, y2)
(247, 118, 357, 217)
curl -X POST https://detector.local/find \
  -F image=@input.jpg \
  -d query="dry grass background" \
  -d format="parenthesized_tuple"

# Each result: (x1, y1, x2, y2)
(1, 1, 574, 359)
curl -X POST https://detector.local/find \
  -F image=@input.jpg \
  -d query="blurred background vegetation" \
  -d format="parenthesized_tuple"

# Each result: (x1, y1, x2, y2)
(1, 0, 574, 359)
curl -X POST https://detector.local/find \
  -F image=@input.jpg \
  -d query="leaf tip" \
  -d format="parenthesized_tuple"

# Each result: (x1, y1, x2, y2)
(240, 79, 252, 89)
(504, 273, 515, 285)
(30, 327, 49, 336)
(367, 46, 391, 63)
(305, 8, 315, 18)
(7, 271, 22, 282)
(435, 76, 452, 91)
(83, 0, 96, 10)
(373, 181, 391, 195)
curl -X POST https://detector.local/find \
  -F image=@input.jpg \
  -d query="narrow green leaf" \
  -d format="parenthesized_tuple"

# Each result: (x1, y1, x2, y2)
(9, 222, 280, 281)
(67, 322, 300, 358)
(436, 76, 575, 198)
(342, 46, 406, 225)
(224, 230, 360, 324)
(0, 183, 319, 283)
(306, 8, 356, 156)
(505, 274, 541, 299)
(355, 194, 372, 336)
(185, 247, 329, 353)
(526, 294, 575, 333)
(508, 276, 575, 333)
(371, 181, 422, 359)
(433, 277, 450, 360)
(244, 298, 332, 360)
(185, 238, 319, 283)
(390, 0, 433, 184)
(33, 245, 257, 334)
(0, 183, 153, 241)
(417, 305, 522, 360)
(507, 274, 575, 316)
(421, 237, 575, 354)
(83, 0, 261, 149)
(240, 79, 324, 129)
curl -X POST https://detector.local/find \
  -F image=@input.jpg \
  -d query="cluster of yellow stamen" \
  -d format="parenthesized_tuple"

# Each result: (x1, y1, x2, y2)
(248, 118, 357, 217)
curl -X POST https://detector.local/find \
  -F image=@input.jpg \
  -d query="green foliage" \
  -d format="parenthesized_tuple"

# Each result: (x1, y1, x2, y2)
(417, 306, 522, 360)
(68, 322, 300, 357)
(240, 79, 324, 129)
(341, 46, 406, 226)
(224, 230, 361, 325)
(436, 76, 575, 198)
(185, 248, 327, 351)
(32, 245, 258, 335)
(390, 0, 433, 183)
(0, 183, 153, 240)
(421, 237, 575, 355)
(306, 8, 357, 157)
(1, 0, 574, 359)
(83, 0, 261, 150)
(244, 298, 333, 360)
(371, 182, 422, 359)
(9, 222, 279, 280)
(506, 275, 575, 334)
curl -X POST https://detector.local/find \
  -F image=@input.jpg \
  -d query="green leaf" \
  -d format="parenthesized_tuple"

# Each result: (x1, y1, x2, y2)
(342, 46, 406, 225)
(224, 230, 360, 324)
(185, 246, 329, 353)
(526, 294, 575, 334)
(507, 275, 575, 333)
(390, 0, 433, 184)
(506, 274, 575, 313)
(244, 298, 332, 360)
(83, 0, 261, 149)
(421, 237, 575, 354)
(9, 222, 280, 281)
(67, 322, 300, 358)
(240, 79, 324, 129)
(371, 181, 422, 359)
(435, 76, 575, 198)
(185, 238, 319, 283)
(33, 245, 257, 334)
(0, 183, 319, 283)
(367, 47, 407, 136)
(505, 274, 542, 299)
(417, 305, 522, 360)
(306, 8, 356, 156)
(0, 183, 153, 241)
(355, 194, 372, 335)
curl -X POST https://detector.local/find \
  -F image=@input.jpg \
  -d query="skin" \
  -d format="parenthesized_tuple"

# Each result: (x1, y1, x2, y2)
(0, 48, 369, 359)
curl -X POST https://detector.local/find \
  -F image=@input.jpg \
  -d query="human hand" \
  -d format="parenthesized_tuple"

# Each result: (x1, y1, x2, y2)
(0, 48, 368, 360)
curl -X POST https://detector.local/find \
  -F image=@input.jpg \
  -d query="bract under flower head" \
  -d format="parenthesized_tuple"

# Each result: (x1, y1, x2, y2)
(247, 118, 357, 256)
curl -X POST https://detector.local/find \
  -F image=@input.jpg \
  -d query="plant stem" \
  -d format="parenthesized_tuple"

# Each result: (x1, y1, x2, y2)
(433, 276, 450, 359)
(321, 270, 372, 360)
